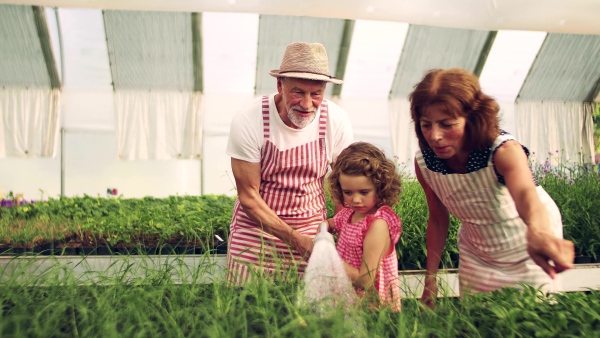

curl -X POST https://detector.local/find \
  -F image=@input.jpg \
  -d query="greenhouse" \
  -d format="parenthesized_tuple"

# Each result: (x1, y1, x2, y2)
(1, 0, 600, 336)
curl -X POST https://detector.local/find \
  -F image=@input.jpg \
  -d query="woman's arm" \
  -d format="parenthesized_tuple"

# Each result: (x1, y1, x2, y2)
(494, 140, 574, 277)
(415, 158, 450, 309)
(343, 218, 392, 289)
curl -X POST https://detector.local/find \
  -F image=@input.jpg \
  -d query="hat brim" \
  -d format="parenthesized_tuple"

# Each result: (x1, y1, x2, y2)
(269, 70, 343, 84)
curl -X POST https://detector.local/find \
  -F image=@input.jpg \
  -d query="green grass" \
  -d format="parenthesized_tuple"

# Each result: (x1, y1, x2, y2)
(1, 257, 599, 337)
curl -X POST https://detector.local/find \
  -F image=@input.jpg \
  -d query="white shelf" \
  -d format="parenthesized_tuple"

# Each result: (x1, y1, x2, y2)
(1, 255, 598, 298)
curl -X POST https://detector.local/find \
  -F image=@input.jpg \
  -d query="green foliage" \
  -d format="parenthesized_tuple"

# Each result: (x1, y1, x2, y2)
(393, 178, 460, 269)
(2, 157, 599, 263)
(0, 195, 235, 247)
(532, 160, 600, 257)
(0, 265, 599, 337)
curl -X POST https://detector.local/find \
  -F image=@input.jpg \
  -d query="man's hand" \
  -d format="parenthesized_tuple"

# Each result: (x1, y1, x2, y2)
(292, 232, 315, 261)
(527, 229, 575, 278)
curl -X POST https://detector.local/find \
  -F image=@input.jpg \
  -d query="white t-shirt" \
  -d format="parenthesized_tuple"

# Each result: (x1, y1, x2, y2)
(226, 93, 354, 164)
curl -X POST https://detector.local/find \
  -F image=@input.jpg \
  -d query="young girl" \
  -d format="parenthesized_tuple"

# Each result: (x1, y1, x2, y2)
(326, 142, 402, 311)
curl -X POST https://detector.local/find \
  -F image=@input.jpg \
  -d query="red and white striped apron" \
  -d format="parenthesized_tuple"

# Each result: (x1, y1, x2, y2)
(227, 95, 329, 285)
(415, 133, 562, 295)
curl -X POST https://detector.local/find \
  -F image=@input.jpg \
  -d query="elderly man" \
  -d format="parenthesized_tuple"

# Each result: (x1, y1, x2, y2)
(226, 42, 354, 284)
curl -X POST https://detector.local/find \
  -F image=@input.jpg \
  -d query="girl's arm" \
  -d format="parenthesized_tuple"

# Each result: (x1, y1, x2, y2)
(494, 141, 574, 277)
(343, 218, 391, 289)
(415, 158, 450, 310)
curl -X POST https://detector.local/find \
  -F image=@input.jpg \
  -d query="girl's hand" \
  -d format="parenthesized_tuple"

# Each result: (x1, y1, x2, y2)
(420, 275, 438, 311)
(527, 229, 574, 278)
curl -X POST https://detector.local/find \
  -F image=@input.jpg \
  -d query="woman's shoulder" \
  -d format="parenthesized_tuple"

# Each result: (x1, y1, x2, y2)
(491, 130, 518, 150)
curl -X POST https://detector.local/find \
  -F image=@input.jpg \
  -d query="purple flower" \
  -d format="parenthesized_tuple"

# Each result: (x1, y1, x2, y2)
(548, 152, 553, 156)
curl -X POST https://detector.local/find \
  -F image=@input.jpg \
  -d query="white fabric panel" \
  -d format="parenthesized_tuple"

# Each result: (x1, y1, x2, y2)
(332, 97, 393, 157)
(57, 8, 112, 89)
(498, 102, 517, 135)
(0, 88, 60, 158)
(515, 101, 595, 165)
(479, 30, 546, 103)
(64, 131, 200, 197)
(115, 90, 203, 160)
(202, 12, 259, 94)
(389, 98, 420, 173)
(61, 89, 115, 130)
(341, 20, 408, 99)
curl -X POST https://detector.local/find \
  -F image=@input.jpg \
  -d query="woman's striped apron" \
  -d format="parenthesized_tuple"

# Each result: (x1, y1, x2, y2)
(416, 133, 563, 295)
(227, 96, 329, 285)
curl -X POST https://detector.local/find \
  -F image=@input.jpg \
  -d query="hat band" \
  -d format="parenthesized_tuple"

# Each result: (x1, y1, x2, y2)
(279, 70, 336, 80)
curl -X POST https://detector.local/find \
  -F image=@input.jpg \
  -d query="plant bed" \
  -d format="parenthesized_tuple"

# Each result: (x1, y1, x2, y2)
(0, 261, 599, 337)
(1, 164, 599, 268)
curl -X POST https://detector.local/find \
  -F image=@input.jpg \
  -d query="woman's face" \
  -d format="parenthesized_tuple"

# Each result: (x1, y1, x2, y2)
(419, 104, 467, 161)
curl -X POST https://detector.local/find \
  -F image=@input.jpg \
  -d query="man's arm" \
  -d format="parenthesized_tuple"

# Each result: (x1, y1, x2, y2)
(231, 158, 314, 257)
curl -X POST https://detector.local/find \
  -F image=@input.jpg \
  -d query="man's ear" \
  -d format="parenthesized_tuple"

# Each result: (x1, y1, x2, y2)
(277, 78, 284, 94)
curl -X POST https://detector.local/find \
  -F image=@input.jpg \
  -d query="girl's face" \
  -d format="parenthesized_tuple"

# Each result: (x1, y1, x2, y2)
(339, 173, 378, 220)
(419, 104, 468, 162)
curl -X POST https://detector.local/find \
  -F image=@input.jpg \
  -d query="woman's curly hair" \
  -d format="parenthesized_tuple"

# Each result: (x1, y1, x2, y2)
(328, 142, 402, 207)
(408, 68, 500, 152)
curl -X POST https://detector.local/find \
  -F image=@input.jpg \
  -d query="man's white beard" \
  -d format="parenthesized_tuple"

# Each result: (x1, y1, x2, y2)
(288, 105, 317, 129)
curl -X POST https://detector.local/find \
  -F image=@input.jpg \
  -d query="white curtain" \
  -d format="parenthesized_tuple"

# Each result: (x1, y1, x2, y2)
(389, 98, 421, 173)
(115, 90, 203, 160)
(515, 101, 594, 166)
(0, 88, 60, 158)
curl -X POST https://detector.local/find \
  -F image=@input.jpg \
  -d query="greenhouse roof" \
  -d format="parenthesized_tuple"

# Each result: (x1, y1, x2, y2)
(0, 0, 598, 103)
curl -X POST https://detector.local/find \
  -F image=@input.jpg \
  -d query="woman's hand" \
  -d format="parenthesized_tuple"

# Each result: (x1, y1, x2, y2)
(527, 229, 574, 278)
(420, 275, 438, 310)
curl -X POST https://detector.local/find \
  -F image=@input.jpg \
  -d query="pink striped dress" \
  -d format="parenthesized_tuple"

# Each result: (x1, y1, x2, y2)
(334, 205, 402, 311)
(227, 96, 329, 285)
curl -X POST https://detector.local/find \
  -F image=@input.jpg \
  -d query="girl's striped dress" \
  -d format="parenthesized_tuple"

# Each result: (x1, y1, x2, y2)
(334, 205, 402, 311)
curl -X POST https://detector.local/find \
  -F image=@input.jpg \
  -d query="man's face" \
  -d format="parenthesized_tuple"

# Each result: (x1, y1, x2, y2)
(277, 77, 326, 129)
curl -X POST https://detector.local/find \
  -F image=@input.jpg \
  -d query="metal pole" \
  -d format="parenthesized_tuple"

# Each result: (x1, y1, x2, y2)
(200, 131, 204, 196)
(60, 128, 65, 196)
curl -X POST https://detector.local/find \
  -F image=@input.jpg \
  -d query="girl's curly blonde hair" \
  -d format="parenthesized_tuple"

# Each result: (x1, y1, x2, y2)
(328, 142, 402, 207)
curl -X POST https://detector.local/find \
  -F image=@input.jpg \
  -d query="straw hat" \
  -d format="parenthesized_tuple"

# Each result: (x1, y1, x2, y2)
(269, 42, 343, 84)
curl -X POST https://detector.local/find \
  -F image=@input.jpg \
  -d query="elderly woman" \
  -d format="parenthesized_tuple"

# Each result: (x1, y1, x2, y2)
(409, 68, 574, 309)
